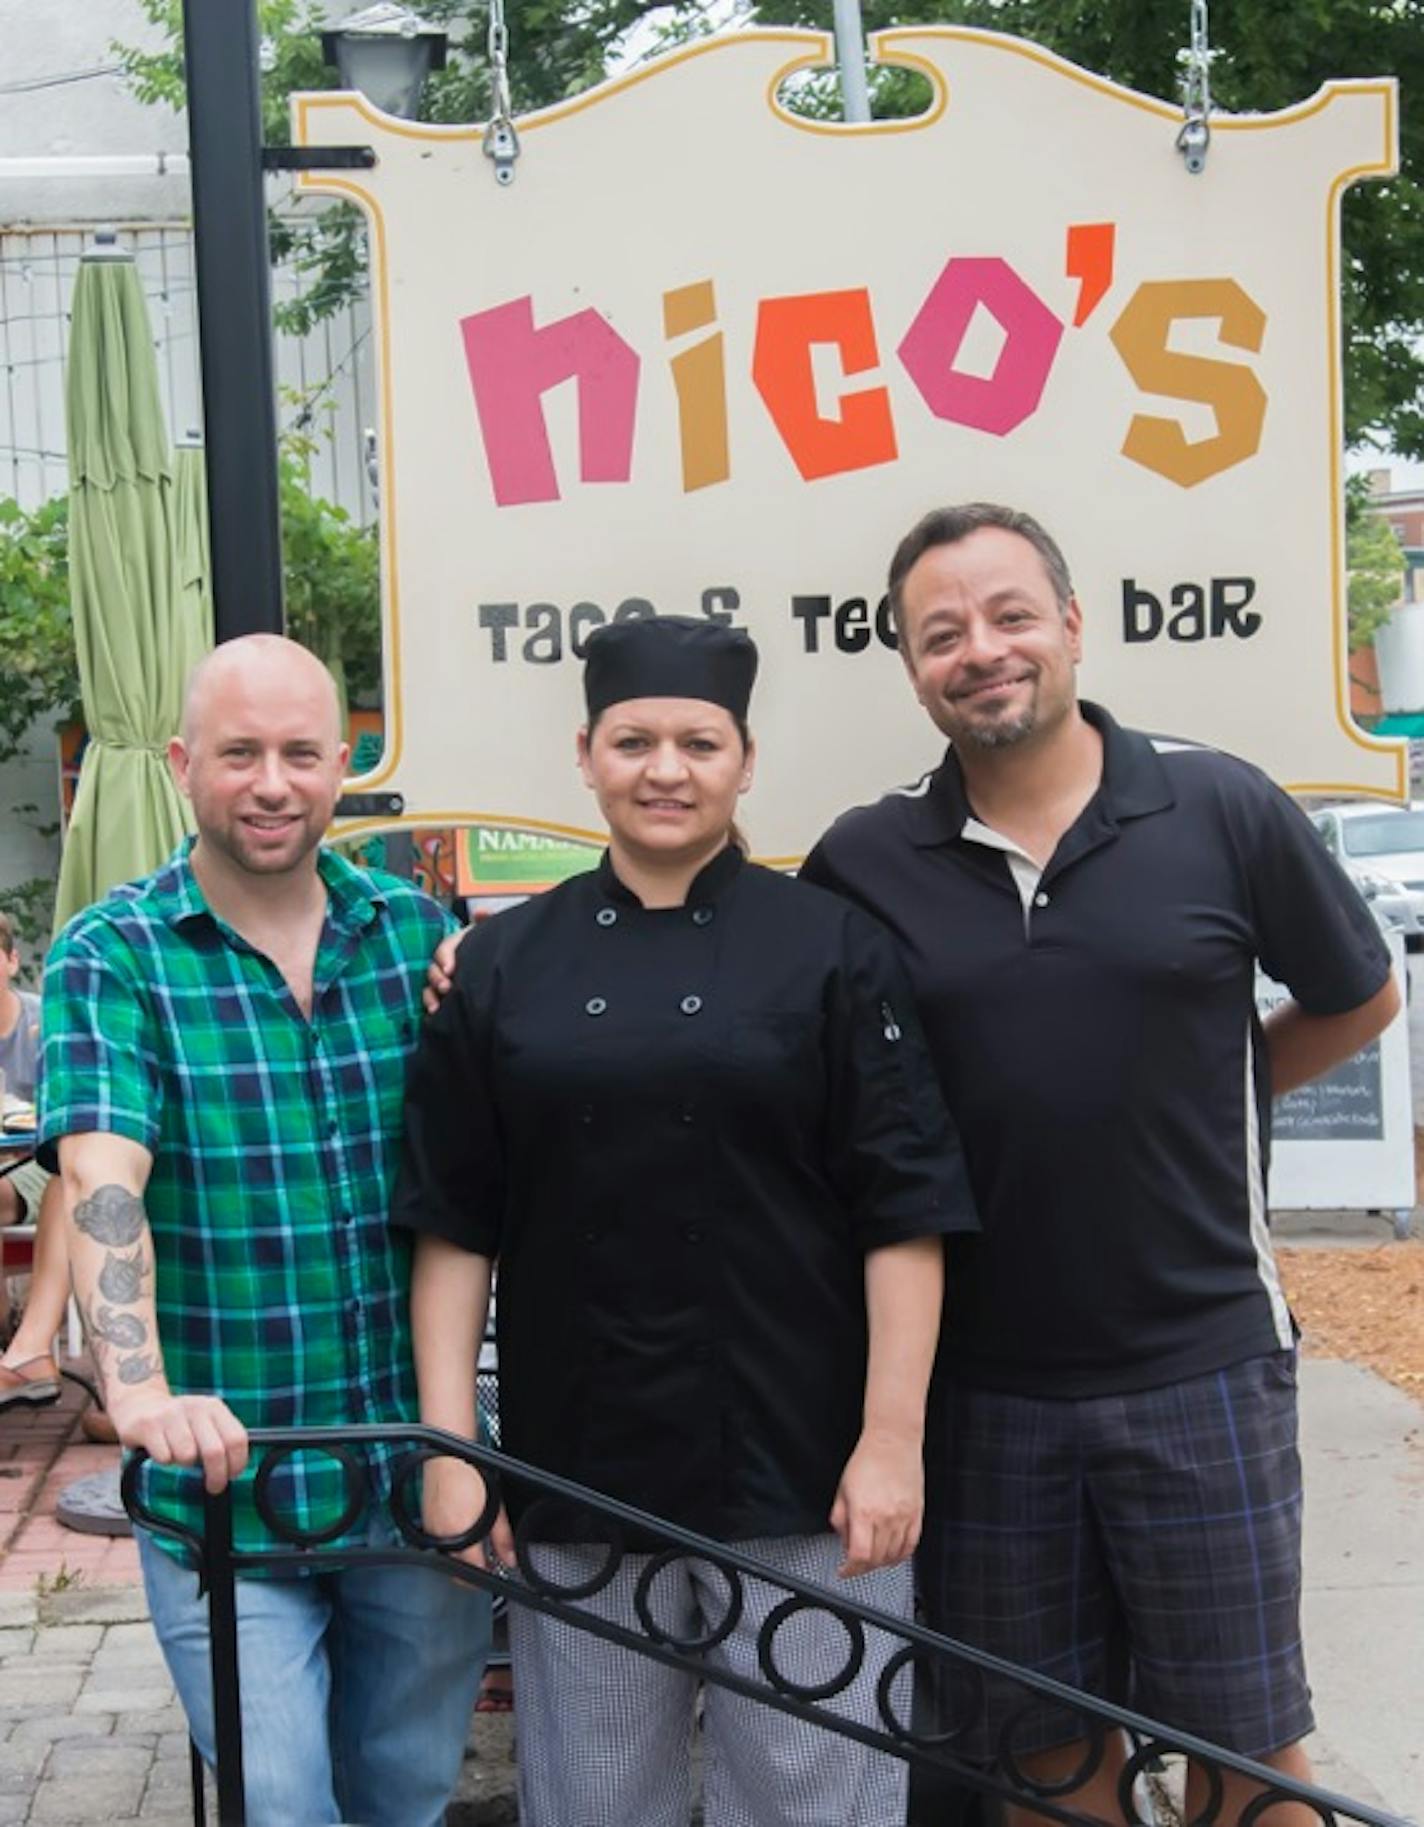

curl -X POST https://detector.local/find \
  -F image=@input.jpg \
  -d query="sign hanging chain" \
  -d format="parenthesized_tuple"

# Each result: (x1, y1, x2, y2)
(483, 0, 520, 186)
(1175, 0, 1214, 175)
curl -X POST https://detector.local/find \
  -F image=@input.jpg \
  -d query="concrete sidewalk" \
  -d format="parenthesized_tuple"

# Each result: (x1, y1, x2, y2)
(0, 1358, 1418, 1825)
(1299, 1359, 1424, 1821)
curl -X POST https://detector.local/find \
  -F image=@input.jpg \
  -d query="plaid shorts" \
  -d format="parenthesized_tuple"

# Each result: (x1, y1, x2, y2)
(918, 1351, 1313, 1762)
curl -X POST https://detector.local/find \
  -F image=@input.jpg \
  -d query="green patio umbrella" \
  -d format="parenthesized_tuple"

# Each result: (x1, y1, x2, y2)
(53, 237, 211, 934)
(172, 440, 214, 651)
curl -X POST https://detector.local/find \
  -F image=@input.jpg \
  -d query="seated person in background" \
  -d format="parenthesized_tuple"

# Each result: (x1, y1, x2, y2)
(0, 911, 65, 1411)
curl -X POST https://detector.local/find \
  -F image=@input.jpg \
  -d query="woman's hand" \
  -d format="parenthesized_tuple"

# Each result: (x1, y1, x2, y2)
(422, 1454, 516, 1569)
(423, 928, 471, 1014)
(829, 1428, 924, 1578)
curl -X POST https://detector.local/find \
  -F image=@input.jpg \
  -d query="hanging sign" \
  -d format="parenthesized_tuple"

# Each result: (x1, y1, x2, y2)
(294, 27, 1401, 859)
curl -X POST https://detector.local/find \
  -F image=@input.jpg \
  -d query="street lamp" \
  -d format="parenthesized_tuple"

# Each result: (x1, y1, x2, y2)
(322, 4, 448, 121)
(180, 0, 447, 648)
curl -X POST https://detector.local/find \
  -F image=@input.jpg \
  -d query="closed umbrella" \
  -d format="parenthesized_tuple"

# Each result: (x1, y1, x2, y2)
(173, 440, 213, 650)
(53, 234, 210, 933)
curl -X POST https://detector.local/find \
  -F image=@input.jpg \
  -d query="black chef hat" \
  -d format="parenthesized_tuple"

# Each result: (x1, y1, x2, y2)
(583, 616, 758, 721)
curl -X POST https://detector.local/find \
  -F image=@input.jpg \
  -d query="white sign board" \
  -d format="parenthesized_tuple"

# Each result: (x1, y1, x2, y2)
(293, 27, 1401, 857)
(1263, 934, 1415, 1213)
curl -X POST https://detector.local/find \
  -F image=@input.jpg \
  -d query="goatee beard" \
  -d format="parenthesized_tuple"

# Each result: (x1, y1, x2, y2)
(964, 705, 1037, 751)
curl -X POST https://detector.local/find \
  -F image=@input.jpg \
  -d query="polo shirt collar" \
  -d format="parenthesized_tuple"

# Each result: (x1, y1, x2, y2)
(155, 836, 388, 932)
(903, 700, 1176, 848)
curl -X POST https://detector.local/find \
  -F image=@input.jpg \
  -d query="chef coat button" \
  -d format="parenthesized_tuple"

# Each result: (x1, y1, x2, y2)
(1034, 891, 1049, 907)
(684, 1224, 703, 1244)
(581, 1105, 594, 1126)
(585, 997, 608, 1016)
(691, 1342, 712, 1363)
(680, 994, 702, 1016)
(680, 1105, 695, 1125)
(691, 906, 714, 927)
(596, 908, 617, 927)
(582, 1227, 600, 1245)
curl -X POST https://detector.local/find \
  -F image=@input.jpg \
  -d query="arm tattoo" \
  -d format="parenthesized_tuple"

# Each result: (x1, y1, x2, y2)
(98, 1248, 146, 1304)
(75, 1185, 145, 1247)
(90, 1306, 148, 1350)
(74, 1191, 159, 1398)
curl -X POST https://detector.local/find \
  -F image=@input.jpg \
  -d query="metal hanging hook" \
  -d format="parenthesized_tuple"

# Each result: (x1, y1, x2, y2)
(1175, 0, 1214, 175)
(482, 0, 520, 186)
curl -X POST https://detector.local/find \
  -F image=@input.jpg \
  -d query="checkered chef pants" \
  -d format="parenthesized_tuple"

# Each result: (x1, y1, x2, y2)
(507, 1531, 913, 1826)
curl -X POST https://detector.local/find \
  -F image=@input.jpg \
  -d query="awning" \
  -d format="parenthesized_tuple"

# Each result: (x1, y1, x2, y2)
(1369, 713, 1424, 738)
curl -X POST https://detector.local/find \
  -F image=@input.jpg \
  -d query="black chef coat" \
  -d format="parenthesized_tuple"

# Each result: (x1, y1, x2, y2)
(394, 844, 977, 1542)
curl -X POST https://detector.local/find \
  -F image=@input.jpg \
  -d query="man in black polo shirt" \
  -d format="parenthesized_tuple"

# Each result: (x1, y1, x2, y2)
(801, 502, 1399, 1820)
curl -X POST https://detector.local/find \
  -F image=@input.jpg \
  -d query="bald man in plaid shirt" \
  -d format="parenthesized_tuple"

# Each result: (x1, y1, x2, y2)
(39, 636, 489, 1827)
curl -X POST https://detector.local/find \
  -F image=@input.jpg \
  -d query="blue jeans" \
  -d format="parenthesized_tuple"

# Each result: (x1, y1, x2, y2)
(137, 1520, 490, 1826)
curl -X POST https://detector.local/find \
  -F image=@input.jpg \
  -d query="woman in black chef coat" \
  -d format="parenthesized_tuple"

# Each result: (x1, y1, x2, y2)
(394, 616, 977, 1827)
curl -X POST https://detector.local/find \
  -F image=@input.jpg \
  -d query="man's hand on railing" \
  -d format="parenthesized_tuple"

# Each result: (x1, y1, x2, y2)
(422, 1453, 515, 1568)
(110, 1387, 249, 1494)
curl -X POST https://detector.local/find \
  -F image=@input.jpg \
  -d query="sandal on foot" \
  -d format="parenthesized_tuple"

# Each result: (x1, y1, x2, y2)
(0, 1356, 61, 1411)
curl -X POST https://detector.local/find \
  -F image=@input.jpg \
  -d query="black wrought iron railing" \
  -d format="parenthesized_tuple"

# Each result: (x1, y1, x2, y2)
(123, 1426, 1410, 1827)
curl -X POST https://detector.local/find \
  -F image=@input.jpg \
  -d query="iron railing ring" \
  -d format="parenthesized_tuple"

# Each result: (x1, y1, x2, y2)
(1119, 1736, 1223, 1827)
(632, 1548, 744, 1653)
(757, 1593, 867, 1702)
(250, 1440, 368, 1547)
(388, 1445, 504, 1555)
(1239, 1784, 1337, 1827)
(999, 1699, 1110, 1798)
(513, 1497, 625, 1601)
(875, 1643, 982, 1749)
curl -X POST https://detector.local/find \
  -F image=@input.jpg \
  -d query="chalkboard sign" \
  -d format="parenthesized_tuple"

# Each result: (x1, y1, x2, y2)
(1261, 933, 1413, 1210)
(1273, 1047, 1383, 1142)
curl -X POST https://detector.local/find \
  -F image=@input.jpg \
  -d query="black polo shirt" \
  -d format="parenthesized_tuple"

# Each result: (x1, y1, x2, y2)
(801, 703, 1391, 1398)
(393, 846, 977, 1540)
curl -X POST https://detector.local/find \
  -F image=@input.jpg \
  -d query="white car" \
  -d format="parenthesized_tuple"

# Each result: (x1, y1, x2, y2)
(1309, 802, 1424, 945)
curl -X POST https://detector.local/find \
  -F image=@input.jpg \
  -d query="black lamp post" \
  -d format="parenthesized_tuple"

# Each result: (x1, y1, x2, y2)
(181, 0, 446, 644)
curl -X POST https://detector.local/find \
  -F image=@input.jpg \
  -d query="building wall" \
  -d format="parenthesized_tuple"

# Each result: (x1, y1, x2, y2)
(1364, 474, 1423, 715)
(0, 0, 190, 225)
(1350, 640, 1384, 725)
(1370, 473, 1424, 606)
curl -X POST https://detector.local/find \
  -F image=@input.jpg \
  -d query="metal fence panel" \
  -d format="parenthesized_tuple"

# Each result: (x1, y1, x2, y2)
(0, 219, 373, 523)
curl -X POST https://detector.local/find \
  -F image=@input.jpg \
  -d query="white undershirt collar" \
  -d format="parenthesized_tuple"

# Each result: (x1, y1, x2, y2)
(960, 816, 1045, 925)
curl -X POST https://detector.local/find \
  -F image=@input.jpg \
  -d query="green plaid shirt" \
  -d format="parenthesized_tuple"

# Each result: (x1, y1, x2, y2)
(39, 840, 454, 1561)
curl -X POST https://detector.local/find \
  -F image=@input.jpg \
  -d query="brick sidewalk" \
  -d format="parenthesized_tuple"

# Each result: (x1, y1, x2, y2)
(0, 1578, 516, 1826)
(0, 1585, 195, 1826)
(0, 1371, 138, 1594)
(0, 1371, 517, 1823)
